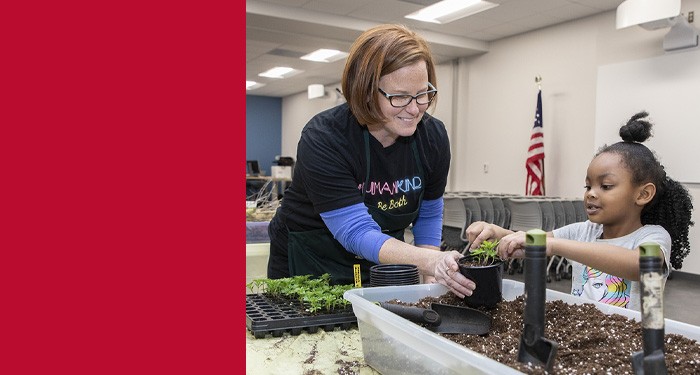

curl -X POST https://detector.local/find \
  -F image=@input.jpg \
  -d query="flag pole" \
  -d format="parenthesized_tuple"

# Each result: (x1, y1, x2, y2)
(526, 76, 545, 196)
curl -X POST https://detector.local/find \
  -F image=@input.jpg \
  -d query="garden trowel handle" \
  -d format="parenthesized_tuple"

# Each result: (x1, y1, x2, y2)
(518, 229, 559, 373)
(379, 302, 441, 326)
(631, 242, 667, 375)
(523, 229, 547, 339)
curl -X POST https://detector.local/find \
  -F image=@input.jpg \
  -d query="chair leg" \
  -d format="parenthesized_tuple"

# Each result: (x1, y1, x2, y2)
(562, 260, 572, 279)
(555, 256, 568, 281)
(546, 255, 559, 283)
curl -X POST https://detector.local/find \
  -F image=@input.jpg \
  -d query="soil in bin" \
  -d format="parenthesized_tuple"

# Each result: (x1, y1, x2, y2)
(393, 293, 700, 374)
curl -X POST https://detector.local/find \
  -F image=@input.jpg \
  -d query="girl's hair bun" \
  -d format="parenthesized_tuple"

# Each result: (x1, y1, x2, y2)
(619, 111, 653, 143)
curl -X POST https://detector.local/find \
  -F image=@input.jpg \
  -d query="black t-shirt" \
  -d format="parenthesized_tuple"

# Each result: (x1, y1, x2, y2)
(274, 103, 450, 232)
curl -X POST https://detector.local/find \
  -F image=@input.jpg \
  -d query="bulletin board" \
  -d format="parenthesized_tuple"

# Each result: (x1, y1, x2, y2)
(595, 48, 700, 183)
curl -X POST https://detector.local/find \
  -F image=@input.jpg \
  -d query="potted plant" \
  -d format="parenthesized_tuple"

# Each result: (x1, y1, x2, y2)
(457, 240, 504, 309)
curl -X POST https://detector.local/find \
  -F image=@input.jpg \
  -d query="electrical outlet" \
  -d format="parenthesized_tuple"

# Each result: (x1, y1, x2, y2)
(483, 163, 489, 174)
(690, 11, 695, 23)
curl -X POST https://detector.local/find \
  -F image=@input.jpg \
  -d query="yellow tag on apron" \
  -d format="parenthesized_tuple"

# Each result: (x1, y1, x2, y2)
(353, 264, 362, 287)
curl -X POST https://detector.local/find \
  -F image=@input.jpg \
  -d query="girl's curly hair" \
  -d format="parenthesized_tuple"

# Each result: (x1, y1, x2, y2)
(596, 111, 694, 270)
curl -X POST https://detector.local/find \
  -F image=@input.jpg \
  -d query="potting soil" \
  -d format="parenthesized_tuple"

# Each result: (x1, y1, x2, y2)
(406, 293, 700, 374)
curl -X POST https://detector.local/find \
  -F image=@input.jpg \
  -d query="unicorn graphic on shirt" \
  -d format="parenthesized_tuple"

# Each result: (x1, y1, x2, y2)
(578, 267, 630, 308)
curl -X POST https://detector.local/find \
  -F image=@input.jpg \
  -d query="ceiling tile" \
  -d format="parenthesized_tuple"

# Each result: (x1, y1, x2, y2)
(245, 0, 622, 97)
(571, 0, 624, 11)
(303, 0, 373, 16)
(347, 0, 422, 23)
(544, 3, 605, 20)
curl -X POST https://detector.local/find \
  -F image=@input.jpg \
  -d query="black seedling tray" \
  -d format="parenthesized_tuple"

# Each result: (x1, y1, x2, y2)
(246, 293, 357, 339)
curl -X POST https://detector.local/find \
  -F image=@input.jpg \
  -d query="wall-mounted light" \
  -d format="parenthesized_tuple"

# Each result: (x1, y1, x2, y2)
(258, 67, 303, 79)
(300, 49, 348, 63)
(616, 0, 698, 52)
(405, 0, 498, 24)
(663, 16, 699, 51)
(616, 0, 681, 30)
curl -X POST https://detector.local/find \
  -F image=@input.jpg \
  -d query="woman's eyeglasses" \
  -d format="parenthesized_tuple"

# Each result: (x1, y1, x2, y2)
(378, 82, 437, 108)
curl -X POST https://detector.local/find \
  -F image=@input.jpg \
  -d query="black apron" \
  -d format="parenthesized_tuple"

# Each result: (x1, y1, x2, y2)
(287, 129, 425, 286)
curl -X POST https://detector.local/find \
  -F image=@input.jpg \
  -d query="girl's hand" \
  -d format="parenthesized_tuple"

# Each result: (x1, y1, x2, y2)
(497, 231, 527, 259)
(432, 250, 476, 299)
(465, 221, 497, 250)
(466, 222, 514, 253)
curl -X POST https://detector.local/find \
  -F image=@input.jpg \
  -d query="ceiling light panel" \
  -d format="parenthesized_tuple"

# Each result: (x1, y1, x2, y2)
(300, 49, 349, 63)
(246, 81, 266, 90)
(405, 0, 499, 24)
(258, 67, 303, 79)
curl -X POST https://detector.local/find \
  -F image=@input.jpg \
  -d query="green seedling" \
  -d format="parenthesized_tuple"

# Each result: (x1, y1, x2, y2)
(246, 273, 354, 313)
(469, 239, 500, 266)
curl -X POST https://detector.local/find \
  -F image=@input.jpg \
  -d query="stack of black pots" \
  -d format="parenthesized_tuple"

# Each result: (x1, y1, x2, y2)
(369, 264, 420, 287)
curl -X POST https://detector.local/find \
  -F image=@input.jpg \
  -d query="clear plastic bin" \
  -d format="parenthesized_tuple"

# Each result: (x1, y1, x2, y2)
(344, 280, 700, 375)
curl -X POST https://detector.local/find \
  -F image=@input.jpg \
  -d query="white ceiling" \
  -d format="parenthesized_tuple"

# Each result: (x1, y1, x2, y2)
(246, 0, 624, 97)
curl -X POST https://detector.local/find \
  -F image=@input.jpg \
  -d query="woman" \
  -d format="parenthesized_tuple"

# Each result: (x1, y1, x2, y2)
(266, 24, 474, 299)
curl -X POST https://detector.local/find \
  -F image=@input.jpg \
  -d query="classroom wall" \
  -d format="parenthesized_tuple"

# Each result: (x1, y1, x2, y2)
(280, 83, 343, 156)
(278, 2, 700, 275)
(246, 95, 282, 174)
(280, 65, 455, 160)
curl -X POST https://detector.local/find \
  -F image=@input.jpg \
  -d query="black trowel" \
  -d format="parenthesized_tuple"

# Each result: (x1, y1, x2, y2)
(631, 242, 668, 375)
(517, 229, 559, 372)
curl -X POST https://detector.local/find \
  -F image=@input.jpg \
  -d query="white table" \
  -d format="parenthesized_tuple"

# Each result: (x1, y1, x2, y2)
(245, 326, 380, 375)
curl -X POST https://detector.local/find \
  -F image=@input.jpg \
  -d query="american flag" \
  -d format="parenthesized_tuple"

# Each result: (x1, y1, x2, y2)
(525, 90, 545, 195)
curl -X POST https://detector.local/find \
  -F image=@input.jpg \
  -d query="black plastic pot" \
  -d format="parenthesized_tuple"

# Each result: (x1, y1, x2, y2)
(457, 256, 504, 309)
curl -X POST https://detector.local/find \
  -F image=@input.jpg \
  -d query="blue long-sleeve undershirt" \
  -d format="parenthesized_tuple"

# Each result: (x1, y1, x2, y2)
(319, 197, 444, 264)
(411, 197, 443, 247)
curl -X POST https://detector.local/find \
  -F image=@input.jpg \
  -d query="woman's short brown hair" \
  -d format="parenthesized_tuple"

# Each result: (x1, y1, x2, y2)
(341, 24, 437, 127)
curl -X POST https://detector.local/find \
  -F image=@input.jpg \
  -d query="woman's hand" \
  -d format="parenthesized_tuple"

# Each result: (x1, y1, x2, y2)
(431, 250, 476, 299)
(497, 231, 527, 259)
(422, 274, 437, 284)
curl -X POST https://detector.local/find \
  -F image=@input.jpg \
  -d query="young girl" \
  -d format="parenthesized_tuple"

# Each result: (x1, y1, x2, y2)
(466, 111, 694, 310)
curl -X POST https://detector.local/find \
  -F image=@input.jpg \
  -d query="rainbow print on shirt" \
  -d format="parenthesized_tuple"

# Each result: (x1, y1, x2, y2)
(574, 266, 630, 308)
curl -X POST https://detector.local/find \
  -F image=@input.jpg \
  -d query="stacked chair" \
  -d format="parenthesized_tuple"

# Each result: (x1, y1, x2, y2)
(562, 200, 577, 225)
(441, 197, 470, 251)
(442, 192, 588, 282)
(490, 196, 507, 228)
(462, 196, 482, 230)
(573, 199, 587, 222)
(476, 196, 494, 225)
(506, 198, 543, 231)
